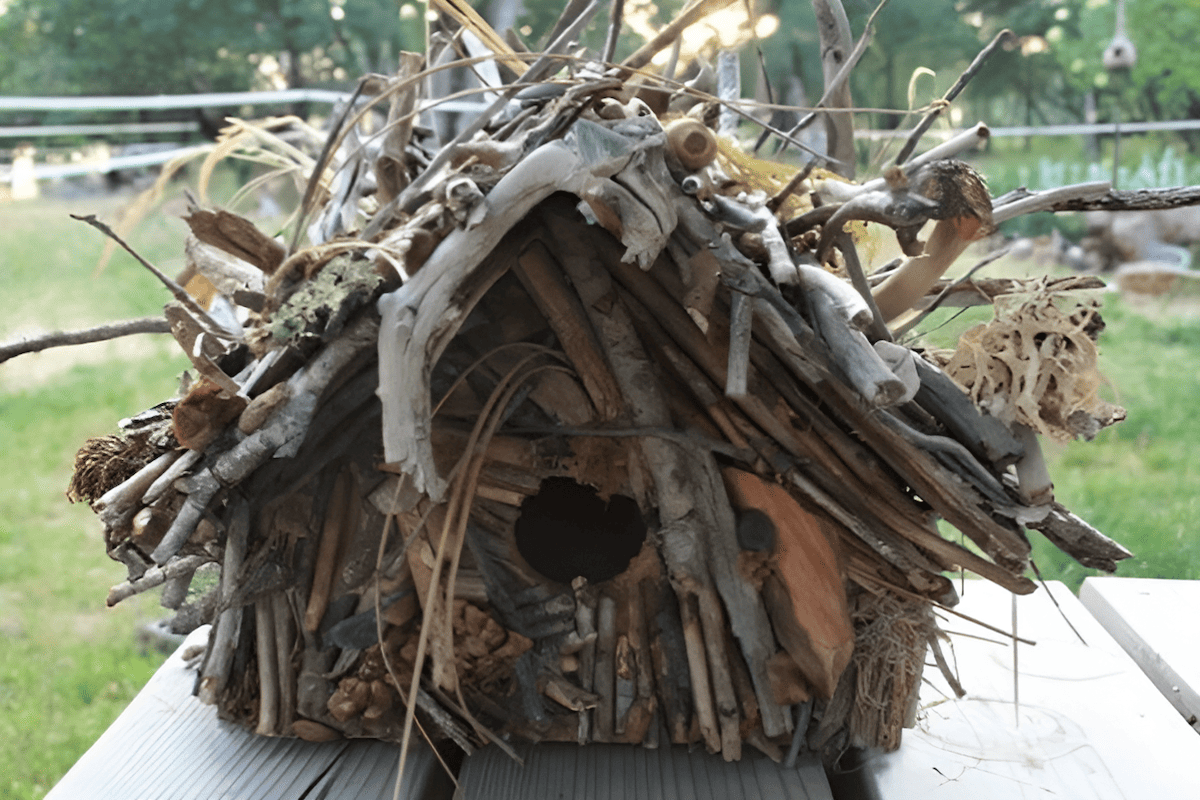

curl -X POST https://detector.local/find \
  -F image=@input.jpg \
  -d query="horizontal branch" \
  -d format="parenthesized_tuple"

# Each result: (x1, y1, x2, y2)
(1037, 185, 1200, 214)
(0, 316, 171, 364)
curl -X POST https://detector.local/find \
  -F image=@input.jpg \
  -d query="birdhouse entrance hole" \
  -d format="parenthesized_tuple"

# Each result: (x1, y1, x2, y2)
(513, 477, 646, 585)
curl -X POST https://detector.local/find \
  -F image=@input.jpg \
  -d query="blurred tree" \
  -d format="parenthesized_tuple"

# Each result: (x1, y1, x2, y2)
(0, 0, 425, 96)
(959, 0, 1088, 128)
(1051, 0, 1200, 124)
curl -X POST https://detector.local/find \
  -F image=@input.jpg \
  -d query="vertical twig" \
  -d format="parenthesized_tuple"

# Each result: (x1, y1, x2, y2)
(726, 290, 752, 398)
(717, 49, 741, 137)
(198, 498, 249, 705)
(602, 0, 625, 65)
(810, 0, 858, 177)
(1012, 592, 1020, 727)
(255, 596, 280, 735)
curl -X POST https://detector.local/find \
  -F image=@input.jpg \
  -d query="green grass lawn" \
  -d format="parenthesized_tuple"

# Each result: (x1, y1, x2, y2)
(1, 191, 192, 800)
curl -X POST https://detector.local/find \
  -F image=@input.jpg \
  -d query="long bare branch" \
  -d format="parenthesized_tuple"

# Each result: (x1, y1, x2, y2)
(0, 317, 170, 365)
(893, 29, 1015, 166)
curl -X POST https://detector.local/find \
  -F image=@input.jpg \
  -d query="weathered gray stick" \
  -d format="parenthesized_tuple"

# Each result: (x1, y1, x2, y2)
(0, 317, 170, 364)
(107, 553, 209, 607)
(725, 291, 752, 399)
(198, 498, 250, 705)
(893, 29, 1015, 166)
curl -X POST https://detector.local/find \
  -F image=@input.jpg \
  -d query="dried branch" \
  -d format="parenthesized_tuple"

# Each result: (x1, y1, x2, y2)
(0, 317, 170, 365)
(602, 0, 625, 64)
(70, 214, 235, 340)
(771, 0, 887, 159)
(107, 553, 210, 606)
(997, 184, 1200, 217)
(893, 29, 1015, 166)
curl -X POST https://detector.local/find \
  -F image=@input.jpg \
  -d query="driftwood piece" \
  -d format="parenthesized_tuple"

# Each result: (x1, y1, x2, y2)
(1026, 502, 1133, 572)
(142, 450, 202, 506)
(1004, 185, 1200, 215)
(811, 0, 856, 178)
(107, 553, 209, 607)
(910, 356, 1025, 468)
(991, 181, 1112, 224)
(810, 296, 907, 407)
(160, 568, 196, 610)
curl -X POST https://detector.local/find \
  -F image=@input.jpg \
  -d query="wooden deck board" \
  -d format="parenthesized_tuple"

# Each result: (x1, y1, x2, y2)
(1080, 576, 1200, 733)
(44, 626, 447, 800)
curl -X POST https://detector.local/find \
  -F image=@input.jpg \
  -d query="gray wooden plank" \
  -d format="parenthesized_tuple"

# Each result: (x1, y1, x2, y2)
(455, 741, 832, 800)
(45, 626, 445, 800)
(1080, 576, 1200, 732)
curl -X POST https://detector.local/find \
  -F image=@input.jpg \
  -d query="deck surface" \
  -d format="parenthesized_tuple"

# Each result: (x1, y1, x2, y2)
(43, 626, 447, 800)
(1080, 576, 1200, 733)
(860, 579, 1200, 799)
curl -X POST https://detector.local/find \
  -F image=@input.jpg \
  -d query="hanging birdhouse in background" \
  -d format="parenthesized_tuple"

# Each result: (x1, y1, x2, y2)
(1103, 0, 1138, 71)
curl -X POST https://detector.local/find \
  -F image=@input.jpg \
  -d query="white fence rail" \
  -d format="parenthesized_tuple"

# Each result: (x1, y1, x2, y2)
(5, 89, 1200, 189)
(0, 88, 351, 113)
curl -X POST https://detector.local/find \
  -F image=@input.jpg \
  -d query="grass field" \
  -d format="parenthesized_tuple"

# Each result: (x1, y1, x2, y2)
(1, 191, 192, 800)
(1, 179, 1198, 799)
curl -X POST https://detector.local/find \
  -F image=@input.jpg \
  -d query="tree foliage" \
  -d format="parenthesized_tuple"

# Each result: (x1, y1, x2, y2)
(1, 0, 1195, 133)
(0, 0, 424, 96)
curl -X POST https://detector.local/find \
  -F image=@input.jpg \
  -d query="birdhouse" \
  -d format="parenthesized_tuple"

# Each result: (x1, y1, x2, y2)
(1103, 0, 1137, 71)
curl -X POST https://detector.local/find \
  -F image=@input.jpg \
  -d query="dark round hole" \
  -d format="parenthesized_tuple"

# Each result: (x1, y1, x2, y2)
(513, 477, 647, 585)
